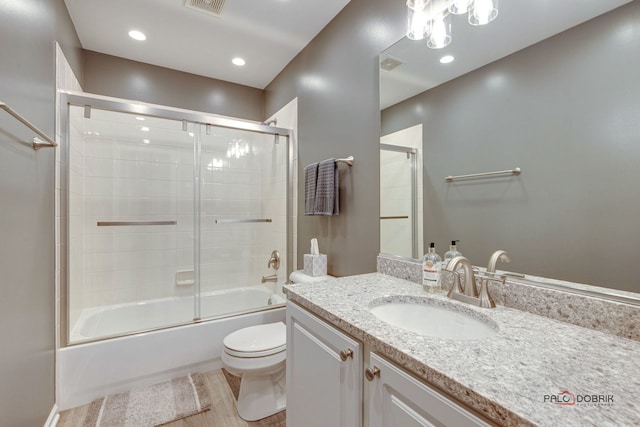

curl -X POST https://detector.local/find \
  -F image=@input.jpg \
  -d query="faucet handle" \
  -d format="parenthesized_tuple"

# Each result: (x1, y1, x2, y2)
(476, 270, 506, 284)
(475, 271, 506, 309)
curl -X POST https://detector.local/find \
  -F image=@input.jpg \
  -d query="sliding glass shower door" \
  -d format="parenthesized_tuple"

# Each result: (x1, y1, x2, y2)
(67, 104, 196, 342)
(64, 94, 290, 344)
(197, 128, 288, 320)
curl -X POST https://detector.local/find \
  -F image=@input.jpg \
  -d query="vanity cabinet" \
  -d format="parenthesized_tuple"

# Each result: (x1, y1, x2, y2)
(286, 302, 363, 427)
(286, 301, 492, 427)
(367, 352, 492, 427)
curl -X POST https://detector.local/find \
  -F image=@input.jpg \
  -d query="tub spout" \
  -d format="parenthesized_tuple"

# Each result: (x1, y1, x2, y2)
(261, 274, 278, 284)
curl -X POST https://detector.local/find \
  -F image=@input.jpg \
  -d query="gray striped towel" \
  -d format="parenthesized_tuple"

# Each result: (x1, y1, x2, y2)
(314, 158, 339, 216)
(304, 162, 319, 215)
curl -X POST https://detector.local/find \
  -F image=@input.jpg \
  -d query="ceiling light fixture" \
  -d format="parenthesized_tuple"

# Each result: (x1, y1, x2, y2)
(136, 116, 145, 121)
(128, 30, 146, 41)
(232, 57, 246, 66)
(406, 0, 498, 49)
(141, 126, 150, 132)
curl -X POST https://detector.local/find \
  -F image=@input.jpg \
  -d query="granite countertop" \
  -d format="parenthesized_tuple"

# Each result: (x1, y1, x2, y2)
(283, 273, 640, 427)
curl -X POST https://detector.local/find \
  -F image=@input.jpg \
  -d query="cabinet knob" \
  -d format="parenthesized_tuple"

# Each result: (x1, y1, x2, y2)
(339, 348, 354, 361)
(365, 366, 380, 381)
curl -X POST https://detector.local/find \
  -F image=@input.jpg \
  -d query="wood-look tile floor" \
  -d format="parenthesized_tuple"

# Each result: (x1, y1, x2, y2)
(57, 369, 286, 427)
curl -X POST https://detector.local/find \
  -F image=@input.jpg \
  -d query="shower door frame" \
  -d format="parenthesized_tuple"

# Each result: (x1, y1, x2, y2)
(380, 143, 418, 259)
(59, 92, 294, 345)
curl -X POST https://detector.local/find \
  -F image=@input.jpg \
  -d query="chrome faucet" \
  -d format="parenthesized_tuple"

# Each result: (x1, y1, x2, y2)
(267, 250, 280, 270)
(261, 274, 278, 284)
(444, 254, 507, 309)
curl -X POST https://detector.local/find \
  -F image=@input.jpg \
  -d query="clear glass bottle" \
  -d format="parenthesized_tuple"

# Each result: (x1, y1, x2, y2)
(422, 242, 442, 292)
(443, 240, 462, 268)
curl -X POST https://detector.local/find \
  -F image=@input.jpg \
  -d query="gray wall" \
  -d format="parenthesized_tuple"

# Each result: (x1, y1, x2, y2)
(83, 50, 265, 122)
(0, 0, 82, 425)
(382, 2, 640, 292)
(265, 0, 406, 276)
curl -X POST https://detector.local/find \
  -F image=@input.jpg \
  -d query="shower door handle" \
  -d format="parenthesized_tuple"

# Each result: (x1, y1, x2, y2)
(214, 218, 272, 224)
(97, 221, 177, 226)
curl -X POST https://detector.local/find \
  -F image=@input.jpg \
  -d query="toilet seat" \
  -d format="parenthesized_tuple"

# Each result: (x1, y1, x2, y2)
(223, 322, 286, 358)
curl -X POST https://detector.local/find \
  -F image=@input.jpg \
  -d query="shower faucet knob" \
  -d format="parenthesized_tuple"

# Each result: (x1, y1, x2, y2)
(267, 250, 280, 269)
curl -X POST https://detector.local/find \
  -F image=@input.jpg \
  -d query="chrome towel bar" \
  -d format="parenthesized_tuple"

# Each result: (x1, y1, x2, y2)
(445, 167, 521, 182)
(0, 101, 57, 150)
(380, 216, 409, 220)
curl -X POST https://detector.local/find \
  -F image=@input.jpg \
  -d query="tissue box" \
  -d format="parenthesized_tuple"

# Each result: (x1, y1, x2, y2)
(303, 254, 327, 277)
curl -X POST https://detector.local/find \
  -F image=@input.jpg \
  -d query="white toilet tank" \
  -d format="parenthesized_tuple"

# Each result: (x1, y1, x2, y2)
(288, 270, 334, 284)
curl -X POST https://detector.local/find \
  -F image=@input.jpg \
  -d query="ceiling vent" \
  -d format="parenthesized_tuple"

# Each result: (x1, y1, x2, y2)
(380, 55, 406, 72)
(185, 0, 226, 17)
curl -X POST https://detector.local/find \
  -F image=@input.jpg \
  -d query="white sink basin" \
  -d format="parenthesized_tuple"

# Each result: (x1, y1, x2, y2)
(369, 301, 497, 340)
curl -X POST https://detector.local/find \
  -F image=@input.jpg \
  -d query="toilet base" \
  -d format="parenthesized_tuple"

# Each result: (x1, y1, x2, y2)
(234, 369, 286, 421)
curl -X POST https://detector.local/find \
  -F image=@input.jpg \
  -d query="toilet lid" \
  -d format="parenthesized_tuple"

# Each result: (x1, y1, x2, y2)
(223, 322, 286, 357)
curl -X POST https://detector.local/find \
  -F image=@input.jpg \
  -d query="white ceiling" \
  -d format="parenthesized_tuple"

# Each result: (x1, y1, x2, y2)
(380, 0, 632, 109)
(64, 0, 351, 89)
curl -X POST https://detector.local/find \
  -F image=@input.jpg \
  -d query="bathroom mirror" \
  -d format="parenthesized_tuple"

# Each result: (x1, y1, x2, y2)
(379, 0, 640, 294)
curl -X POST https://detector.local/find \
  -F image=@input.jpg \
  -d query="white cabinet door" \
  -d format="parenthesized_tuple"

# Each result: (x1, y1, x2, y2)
(286, 302, 363, 427)
(368, 353, 492, 427)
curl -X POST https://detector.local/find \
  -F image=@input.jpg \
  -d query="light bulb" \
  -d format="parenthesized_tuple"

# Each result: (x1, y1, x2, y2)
(448, 0, 469, 15)
(469, 0, 498, 26)
(427, 13, 451, 49)
(406, 0, 429, 40)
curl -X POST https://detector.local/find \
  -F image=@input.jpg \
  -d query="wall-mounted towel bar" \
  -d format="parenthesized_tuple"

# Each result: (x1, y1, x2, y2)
(215, 218, 273, 224)
(97, 221, 177, 227)
(445, 167, 521, 182)
(380, 216, 410, 220)
(336, 156, 354, 166)
(0, 101, 58, 150)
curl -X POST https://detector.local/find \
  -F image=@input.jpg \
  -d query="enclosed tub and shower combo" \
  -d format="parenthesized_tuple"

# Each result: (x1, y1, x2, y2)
(57, 93, 293, 410)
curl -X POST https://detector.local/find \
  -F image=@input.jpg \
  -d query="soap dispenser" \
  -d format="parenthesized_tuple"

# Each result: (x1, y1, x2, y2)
(422, 242, 442, 292)
(443, 240, 462, 267)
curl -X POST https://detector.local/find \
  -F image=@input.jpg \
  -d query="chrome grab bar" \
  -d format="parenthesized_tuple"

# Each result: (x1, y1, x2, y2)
(0, 101, 57, 150)
(380, 216, 409, 220)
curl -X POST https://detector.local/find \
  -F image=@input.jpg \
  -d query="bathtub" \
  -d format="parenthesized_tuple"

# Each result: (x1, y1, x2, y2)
(58, 286, 286, 411)
(70, 286, 282, 343)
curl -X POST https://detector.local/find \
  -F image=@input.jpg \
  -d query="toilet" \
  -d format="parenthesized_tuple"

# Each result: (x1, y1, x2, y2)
(221, 270, 333, 421)
(222, 322, 287, 421)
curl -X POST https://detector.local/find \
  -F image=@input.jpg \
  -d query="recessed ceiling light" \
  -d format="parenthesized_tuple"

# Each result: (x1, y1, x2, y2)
(440, 55, 455, 64)
(141, 126, 150, 132)
(143, 139, 150, 144)
(128, 30, 146, 41)
(136, 116, 145, 121)
(232, 57, 246, 66)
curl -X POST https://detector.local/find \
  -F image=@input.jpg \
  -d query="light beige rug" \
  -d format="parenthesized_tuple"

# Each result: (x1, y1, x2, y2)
(82, 373, 211, 427)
